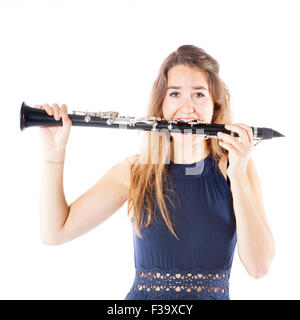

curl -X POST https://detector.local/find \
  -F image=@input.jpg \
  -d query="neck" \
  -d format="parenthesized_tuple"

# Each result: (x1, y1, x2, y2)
(170, 139, 209, 164)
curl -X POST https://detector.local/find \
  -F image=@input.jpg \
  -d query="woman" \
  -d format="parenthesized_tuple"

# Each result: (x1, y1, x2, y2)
(37, 45, 275, 300)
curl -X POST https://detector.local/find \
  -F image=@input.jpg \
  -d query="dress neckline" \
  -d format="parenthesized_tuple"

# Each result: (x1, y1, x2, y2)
(168, 152, 213, 179)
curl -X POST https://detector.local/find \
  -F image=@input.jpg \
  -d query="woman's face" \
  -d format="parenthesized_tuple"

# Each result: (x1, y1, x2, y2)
(162, 64, 214, 144)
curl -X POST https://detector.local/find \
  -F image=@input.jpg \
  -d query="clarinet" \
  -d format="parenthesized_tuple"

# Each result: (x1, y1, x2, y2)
(20, 101, 284, 141)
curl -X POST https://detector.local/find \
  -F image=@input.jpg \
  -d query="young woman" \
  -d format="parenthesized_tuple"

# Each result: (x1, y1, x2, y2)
(36, 45, 275, 300)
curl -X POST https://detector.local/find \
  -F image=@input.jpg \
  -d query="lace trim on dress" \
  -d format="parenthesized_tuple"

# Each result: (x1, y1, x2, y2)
(129, 266, 230, 299)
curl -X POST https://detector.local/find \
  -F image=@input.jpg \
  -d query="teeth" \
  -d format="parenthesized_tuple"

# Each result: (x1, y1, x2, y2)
(175, 118, 198, 121)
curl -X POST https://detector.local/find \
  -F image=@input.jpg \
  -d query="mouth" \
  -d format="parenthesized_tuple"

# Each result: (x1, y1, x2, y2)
(174, 118, 197, 120)
(171, 118, 204, 136)
(173, 118, 195, 135)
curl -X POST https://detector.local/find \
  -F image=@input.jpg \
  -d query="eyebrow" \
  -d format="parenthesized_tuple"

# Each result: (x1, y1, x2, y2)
(167, 86, 208, 91)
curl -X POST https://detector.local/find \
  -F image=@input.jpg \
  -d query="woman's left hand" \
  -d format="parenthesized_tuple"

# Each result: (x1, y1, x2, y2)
(217, 123, 253, 178)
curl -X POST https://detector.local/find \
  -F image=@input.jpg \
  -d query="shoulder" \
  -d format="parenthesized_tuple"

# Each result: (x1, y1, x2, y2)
(125, 153, 140, 166)
(114, 153, 139, 189)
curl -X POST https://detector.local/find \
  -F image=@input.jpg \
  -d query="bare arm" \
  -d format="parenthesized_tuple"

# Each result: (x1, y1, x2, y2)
(230, 158, 275, 279)
(39, 147, 69, 244)
(40, 151, 133, 245)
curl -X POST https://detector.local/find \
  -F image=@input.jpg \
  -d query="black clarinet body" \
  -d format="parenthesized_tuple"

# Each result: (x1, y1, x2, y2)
(20, 102, 284, 141)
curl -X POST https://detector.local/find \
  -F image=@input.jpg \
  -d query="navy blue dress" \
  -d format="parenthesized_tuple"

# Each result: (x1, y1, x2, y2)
(125, 152, 237, 300)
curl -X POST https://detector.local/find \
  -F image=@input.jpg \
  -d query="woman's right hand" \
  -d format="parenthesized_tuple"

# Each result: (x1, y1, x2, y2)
(34, 103, 72, 152)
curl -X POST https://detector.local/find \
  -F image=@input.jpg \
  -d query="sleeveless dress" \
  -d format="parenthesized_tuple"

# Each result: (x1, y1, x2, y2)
(124, 152, 237, 300)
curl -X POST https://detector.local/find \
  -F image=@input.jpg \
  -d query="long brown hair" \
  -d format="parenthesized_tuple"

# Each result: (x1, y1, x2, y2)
(127, 45, 233, 240)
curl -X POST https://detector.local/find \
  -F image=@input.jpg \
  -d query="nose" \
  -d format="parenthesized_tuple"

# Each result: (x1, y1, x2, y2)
(181, 102, 195, 114)
(180, 95, 195, 111)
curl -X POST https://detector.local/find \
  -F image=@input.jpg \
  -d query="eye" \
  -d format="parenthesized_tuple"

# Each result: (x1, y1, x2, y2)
(169, 92, 205, 98)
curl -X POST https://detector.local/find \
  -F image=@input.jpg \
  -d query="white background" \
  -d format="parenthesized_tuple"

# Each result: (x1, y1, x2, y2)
(0, 0, 299, 300)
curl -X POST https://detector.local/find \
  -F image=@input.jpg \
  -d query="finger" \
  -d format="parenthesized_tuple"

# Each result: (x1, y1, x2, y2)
(60, 104, 68, 114)
(217, 131, 243, 152)
(61, 109, 72, 126)
(238, 123, 253, 143)
(60, 104, 72, 124)
(225, 124, 249, 146)
(218, 140, 236, 153)
(43, 103, 53, 116)
(34, 104, 43, 109)
(52, 103, 61, 121)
